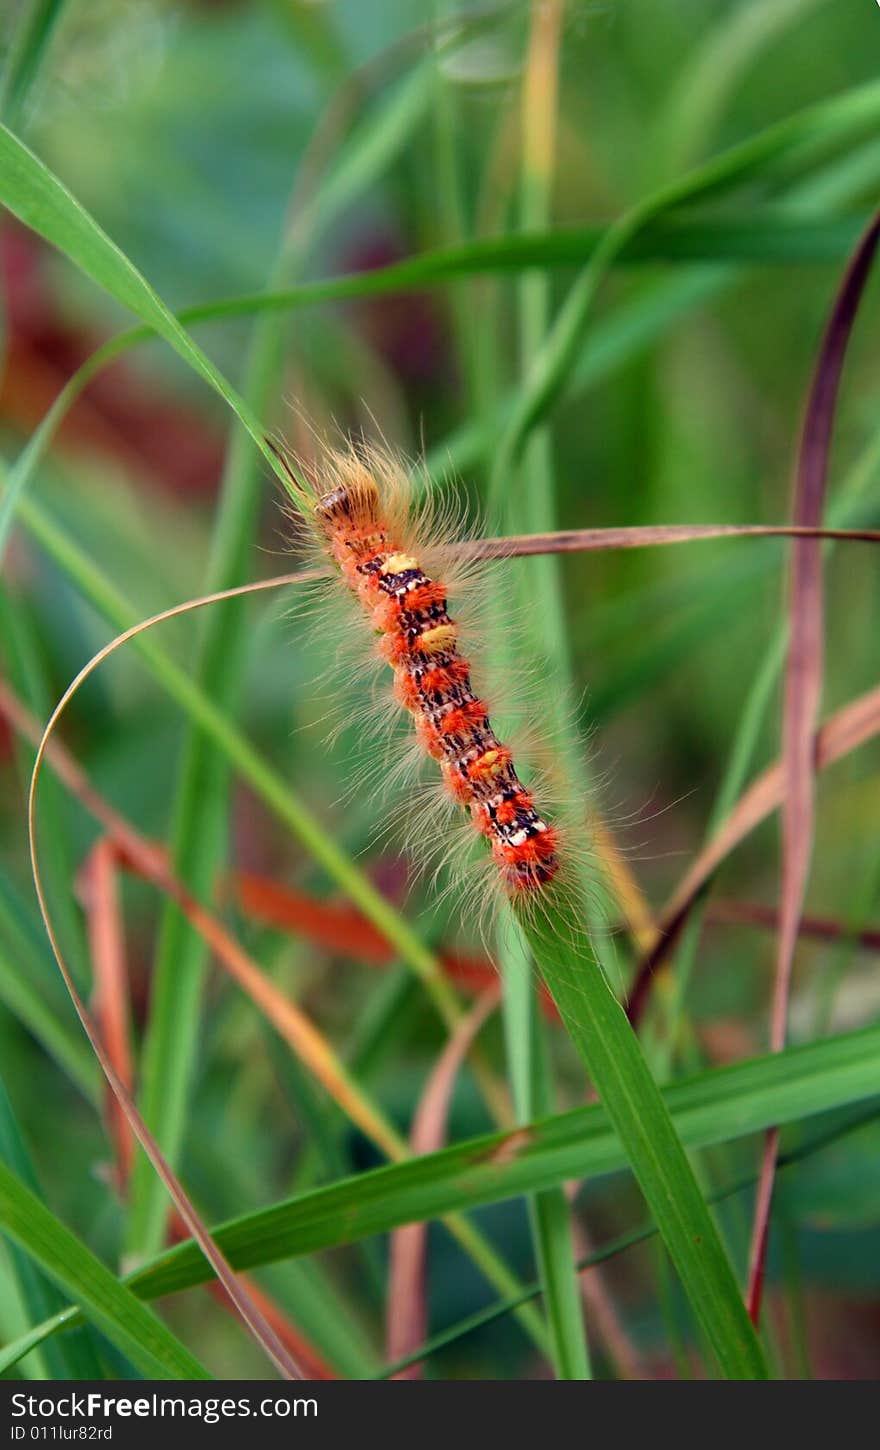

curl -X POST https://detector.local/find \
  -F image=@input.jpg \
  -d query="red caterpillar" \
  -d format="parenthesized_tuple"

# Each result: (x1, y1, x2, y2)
(277, 442, 560, 897)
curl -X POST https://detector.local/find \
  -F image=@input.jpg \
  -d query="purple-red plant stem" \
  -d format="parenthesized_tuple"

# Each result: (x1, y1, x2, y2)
(746, 211, 880, 1324)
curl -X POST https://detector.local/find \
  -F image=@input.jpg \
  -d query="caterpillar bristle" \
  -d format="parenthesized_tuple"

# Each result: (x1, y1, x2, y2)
(289, 439, 563, 902)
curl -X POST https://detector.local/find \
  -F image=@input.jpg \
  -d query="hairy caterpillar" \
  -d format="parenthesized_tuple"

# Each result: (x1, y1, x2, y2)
(274, 439, 571, 917)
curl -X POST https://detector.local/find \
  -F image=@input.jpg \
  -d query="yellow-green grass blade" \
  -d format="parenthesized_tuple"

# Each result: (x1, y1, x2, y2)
(0, 1160, 209, 1378)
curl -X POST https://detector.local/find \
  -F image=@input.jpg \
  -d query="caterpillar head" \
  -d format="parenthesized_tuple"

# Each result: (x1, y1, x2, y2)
(314, 463, 381, 538)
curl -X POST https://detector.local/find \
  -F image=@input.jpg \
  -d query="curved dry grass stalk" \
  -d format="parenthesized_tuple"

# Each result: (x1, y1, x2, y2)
(25, 578, 319, 1382)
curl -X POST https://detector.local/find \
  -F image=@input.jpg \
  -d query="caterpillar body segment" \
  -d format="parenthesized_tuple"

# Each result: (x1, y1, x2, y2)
(308, 456, 561, 896)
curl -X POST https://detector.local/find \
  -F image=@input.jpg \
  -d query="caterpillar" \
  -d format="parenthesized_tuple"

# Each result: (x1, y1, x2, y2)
(274, 439, 563, 904)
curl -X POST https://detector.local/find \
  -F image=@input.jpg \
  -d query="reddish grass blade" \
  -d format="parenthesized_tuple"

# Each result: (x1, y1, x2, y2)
(387, 987, 500, 1379)
(234, 870, 496, 984)
(78, 840, 135, 1192)
(627, 681, 880, 1025)
(747, 211, 880, 1324)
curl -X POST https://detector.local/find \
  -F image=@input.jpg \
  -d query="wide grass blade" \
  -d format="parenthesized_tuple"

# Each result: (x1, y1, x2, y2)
(1, 1017, 875, 1373)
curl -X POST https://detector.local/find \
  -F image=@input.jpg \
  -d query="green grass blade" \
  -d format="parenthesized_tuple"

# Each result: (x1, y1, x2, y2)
(0, 1160, 209, 1378)
(0, 123, 286, 507)
(0, 877, 99, 1101)
(3, 1017, 875, 1375)
(517, 902, 766, 1378)
(498, 6, 590, 1373)
(128, 48, 433, 1265)
(493, 74, 880, 479)
(141, 1019, 878, 1292)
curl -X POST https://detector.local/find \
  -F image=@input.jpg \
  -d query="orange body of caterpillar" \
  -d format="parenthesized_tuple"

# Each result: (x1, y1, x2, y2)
(313, 467, 560, 893)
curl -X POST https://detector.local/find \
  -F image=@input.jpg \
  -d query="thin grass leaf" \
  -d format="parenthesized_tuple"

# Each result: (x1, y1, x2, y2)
(0, 0, 65, 128)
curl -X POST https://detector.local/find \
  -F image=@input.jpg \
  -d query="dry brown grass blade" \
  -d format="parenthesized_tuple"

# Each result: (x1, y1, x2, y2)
(77, 839, 136, 1193)
(387, 987, 501, 1379)
(468, 522, 880, 560)
(626, 680, 880, 1026)
(746, 211, 880, 1325)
